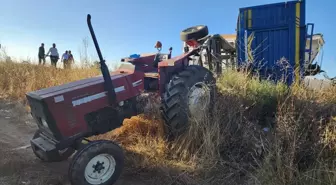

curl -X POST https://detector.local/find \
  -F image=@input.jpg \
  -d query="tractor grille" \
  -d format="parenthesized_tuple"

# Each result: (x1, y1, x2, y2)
(26, 94, 55, 139)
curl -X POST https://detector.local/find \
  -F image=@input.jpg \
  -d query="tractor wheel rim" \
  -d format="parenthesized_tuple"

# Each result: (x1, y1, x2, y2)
(84, 153, 116, 185)
(188, 82, 211, 122)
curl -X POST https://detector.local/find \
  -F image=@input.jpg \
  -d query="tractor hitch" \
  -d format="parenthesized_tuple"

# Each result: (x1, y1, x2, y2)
(87, 14, 117, 106)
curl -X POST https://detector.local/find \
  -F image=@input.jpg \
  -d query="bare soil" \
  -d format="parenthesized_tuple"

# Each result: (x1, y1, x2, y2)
(0, 101, 147, 185)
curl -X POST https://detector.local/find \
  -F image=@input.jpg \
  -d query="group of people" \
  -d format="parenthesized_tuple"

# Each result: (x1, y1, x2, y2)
(38, 43, 74, 69)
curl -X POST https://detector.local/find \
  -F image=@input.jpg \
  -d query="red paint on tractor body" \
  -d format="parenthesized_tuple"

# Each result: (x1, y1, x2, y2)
(27, 70, 144, 139)
(185, 40, 199, 48)
(158, 49, 197, 95)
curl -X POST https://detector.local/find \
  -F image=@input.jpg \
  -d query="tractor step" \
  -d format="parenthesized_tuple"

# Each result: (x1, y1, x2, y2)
(31, 135, 57, 152)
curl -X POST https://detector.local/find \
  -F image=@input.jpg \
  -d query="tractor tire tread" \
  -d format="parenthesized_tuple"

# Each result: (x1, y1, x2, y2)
(160, 65, 215, 138)
(180, 25, 209, 42)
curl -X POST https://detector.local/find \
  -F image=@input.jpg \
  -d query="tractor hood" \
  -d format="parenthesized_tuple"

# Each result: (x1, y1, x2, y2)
(26, 72, 129, 100)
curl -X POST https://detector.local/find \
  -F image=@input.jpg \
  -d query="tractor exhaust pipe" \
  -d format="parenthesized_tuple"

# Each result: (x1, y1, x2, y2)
(87, 14, 116, 105)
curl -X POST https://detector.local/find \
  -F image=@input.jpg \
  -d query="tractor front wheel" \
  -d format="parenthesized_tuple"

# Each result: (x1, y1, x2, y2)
(68, 140, 124, 185)
(161, 65, 216, 139)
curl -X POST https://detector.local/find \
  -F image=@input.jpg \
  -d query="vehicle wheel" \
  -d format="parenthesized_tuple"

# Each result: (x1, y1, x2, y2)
(31, 130, 75, 162)
(68, 140, 124, 185)
(180, 25, 209, 41)
(161, 65, 216, 138)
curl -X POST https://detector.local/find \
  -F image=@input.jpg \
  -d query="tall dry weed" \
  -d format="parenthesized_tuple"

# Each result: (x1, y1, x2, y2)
(0, 62, 100, 101)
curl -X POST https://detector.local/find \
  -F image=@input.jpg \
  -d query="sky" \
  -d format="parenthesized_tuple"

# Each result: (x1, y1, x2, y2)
(0, 0, 335, 76)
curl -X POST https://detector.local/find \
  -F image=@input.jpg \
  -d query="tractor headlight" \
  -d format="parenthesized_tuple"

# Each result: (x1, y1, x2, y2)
(41, 118, 49, 128)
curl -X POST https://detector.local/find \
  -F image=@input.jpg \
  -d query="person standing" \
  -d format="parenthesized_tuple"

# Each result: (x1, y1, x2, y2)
(61, 50, 69, 69)
(68, 50, 74, 69)
(38, 43, 46, 65)
(46, 43, 59, 67)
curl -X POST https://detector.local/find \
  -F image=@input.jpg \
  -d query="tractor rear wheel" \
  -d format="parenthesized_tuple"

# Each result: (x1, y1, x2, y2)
(180, 25, 209, 41)
(68, 140, 124, 185)
(31, 130, 75, 162)
(161, 65, 216, 138)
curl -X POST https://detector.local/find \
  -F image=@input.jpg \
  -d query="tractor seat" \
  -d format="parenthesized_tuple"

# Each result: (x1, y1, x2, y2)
(144, 72, 159, 78)
(153, 53, 170, 68)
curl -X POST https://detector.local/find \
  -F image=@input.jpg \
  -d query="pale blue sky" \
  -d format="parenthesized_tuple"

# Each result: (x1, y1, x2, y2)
(0, 0, 335, 76)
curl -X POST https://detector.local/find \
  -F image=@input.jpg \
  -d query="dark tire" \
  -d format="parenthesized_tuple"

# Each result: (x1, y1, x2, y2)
(31, 130, 75, 162)
(180, 25, 209, 41)
(161, 65, 216, 138)
(68, 140, 124, 185)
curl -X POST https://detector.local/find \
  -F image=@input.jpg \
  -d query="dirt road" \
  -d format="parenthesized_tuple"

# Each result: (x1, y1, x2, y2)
(0, 101, 146, 185)
(0, 101, 69, 185)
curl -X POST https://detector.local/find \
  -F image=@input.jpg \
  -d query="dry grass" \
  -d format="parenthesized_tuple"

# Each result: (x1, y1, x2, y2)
(1, 60, 336, 185)
(0, 61, 100, 101)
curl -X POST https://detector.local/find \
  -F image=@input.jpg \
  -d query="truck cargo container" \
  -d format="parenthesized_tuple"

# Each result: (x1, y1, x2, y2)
(236, 0, 311, 85)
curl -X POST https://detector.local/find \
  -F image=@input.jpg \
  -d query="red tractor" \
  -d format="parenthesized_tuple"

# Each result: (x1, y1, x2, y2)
(26, 14, 218, 185)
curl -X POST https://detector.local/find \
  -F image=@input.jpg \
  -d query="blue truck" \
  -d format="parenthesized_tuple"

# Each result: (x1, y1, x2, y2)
(180, 0, 328, 86)
(236, 0, 325, 86)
